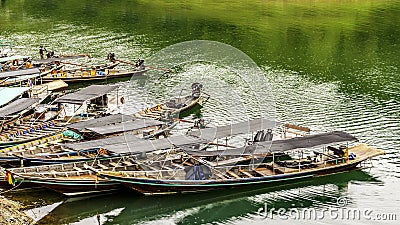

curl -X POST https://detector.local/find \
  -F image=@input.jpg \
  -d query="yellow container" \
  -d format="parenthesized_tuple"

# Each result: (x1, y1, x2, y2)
(83, 71, 89, 76)
(90, 70, 96, 76)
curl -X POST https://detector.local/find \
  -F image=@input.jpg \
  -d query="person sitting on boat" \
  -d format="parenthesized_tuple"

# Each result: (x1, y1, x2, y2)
(46, 50, 55, 59)
(97, 71, 106, 76)
(136, 59, 145, 70)
(39, 45, 47, 59)
(25, 59, 33, 69)
(12, 59, 18, 66)
(107, 52, 116, 62)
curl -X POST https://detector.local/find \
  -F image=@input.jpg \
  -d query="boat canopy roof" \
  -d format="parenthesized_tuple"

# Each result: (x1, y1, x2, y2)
(67, 114, 135, 132)
(86, 119, 164, 135)
(64, 133, 205, 154)
(63, 134, 141, 151)
(107, 135, 206, 154)
(55, 85, 117, 104)
(0, 87, 31, 107)
(0, 98, 40, 117)
(255, 131, 358, 153)
(186, 131, 357, 156)
(188, 118, 281, 140)
(0, 68, 40, 79)
(0, 55, 30, 63)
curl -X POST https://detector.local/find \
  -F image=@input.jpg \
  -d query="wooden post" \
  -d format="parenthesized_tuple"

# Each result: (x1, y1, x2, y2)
(272, 152, 275, 174)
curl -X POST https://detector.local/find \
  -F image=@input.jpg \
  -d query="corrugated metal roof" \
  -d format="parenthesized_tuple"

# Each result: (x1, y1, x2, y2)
(86, 119, 164, 135)
(0, 87, 31, 107)
(0, 68, 40, 79)
(188, 118, 281, 140)
(54, 85, 117, 104)
(0, 98, 40, 117)
(67, 114, 135, 131)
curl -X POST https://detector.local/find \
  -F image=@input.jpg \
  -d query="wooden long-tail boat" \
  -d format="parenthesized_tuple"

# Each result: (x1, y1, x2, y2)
(4, 118, 385, 197)
(85, 119, 385, 195)
(1, 118, 177, 167)
(0, 120, 65, 148)
(41, 62, 147, 83)
(94, 143, 384, 195)
(136, 83, 208, 120)
(6, 151, 187, 196)
(5, 157, 130, 196)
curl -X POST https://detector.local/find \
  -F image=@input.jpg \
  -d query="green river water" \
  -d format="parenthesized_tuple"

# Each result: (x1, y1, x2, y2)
(1, 0, 400, 224)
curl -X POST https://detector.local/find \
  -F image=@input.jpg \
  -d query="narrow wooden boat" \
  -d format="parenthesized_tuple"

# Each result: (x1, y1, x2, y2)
(5, 157, 136, 196)
(5, 153, 188, 196)
(86, 122, 385, 195)
(2, 118, 176, 167)
(135, 83, 207, 120)
(93, 143, 384, 195)
(41, 65, 147, 83)
(0, 134, 65, 167)
(0, 120, 64, 148)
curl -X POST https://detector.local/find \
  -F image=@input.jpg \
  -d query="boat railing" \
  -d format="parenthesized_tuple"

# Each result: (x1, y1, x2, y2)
(14, 169, 93, 178)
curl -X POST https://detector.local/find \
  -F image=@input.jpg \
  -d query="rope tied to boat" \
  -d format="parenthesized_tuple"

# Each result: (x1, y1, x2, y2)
(0, 176, 25, 194)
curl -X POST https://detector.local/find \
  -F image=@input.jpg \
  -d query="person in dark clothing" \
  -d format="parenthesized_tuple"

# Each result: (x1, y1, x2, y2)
(39, 45, 47, 59)
(46, 50, 55, 58)
(107, 52, 116, 62)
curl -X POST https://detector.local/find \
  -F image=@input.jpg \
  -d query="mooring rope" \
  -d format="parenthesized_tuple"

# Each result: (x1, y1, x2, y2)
(0, 178, 25, 194)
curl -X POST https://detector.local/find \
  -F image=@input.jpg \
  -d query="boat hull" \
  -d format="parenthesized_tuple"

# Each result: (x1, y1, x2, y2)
(99, 160, 361, 195)
(41, 69, 147, 83)
(24, 177, 122, 196)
